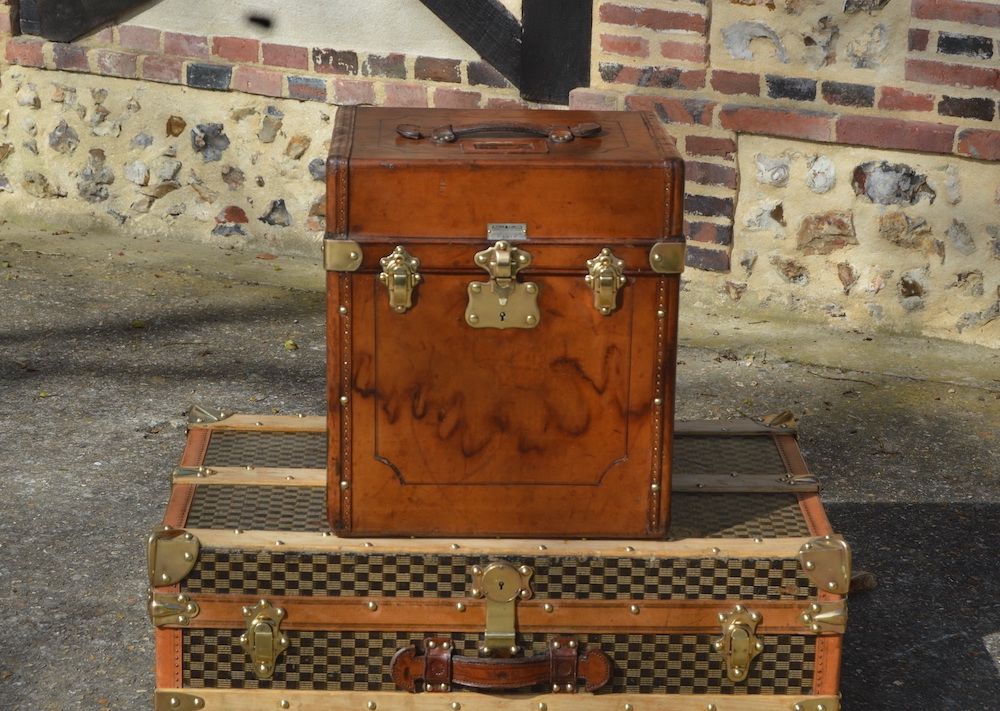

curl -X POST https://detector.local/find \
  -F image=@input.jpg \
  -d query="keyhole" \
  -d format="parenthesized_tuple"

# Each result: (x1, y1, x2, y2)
(497, 580, 505, 590)
(499, 312, 507, 322)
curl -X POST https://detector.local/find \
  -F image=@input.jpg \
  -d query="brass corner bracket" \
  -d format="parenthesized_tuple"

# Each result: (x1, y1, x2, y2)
(799, 535, 851, 595)
(800, 599, 847, 635)
(154, 692, 205, 711)
(324, 239, 363, 272)
(148, 526, 200, 586)
(149, 591, 200, 627)
(792, 699, 841, 711)
(187, 405, 233, 425)
(649, 240, 685, 274)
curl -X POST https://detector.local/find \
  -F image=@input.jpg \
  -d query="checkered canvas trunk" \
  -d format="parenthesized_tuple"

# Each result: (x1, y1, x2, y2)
(150, 415, 846, 711)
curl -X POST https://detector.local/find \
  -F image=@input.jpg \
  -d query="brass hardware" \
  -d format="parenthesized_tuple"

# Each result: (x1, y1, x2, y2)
(148, 590, 200, 626)
(649, 240, 686, 274)
(153, 692, 205, 711)
(800, 599, 848, 634)
(240, 599, 289, 680)
(585, 248, 627, 315)
(378, 246, 421, 313)
(148, 527, 199, 586)
(470, 561, 533, 657)
(712, 605, 763, 683)
(172, 466, 215, 481)
(324, 239, 363, 272)
(798, 535, 851, 595)
(187, 405, 231, 424)
(466, 240, 540, 329)
(793, 700, 840, 711)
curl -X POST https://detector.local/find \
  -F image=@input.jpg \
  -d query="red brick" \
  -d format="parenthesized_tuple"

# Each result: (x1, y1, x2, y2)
(53, 43, 89, 71)
(878, 86, 936, 112)
(568, 88, 619, 110)
(414, 56, 461, 82)
(141, 54, 184, 84)
(686, 161, 738, 189)
(905, 58, 999, 90)
(287, 76, 327, 102)
(912, 0, 1000, 28)
(908, 28, 930, 52)
(384, 83, 429, 107)
(0, 6, 13, 34)
(836, 115, 956, 154)
(685, 135, 736, 159)
(213, 35, 259, 63)
(232, 66, 283, 96)
(95, 49, 137, 78)
(685, 245, 731, 272)
(599, 4, 707, 33)
(601, 63, 704, 89)
(626, 95, 715, 125)
(333, 78, 376, 105)
(118, 25, 161, 52)
(485, 97, 526, 109)
(262, 42, 308, 70)
(956, 128, 1000, 161)
(685, 220, 734, 246)
(600, 33, 649, 57)
(660, 40, 707, 63)
(433, 87, 482, 108)
(719, 105, 834, 142)
(164, 32, 209, 58)
(5, 37, 45, 67)
(710, 70, 760, 96)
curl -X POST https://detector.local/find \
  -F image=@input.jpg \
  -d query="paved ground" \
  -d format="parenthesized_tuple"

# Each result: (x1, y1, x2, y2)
(1, 228, 998, 710)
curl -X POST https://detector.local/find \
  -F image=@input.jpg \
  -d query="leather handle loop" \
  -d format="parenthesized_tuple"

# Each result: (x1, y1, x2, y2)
(396, 122, 602, 144)
(390, 636, 612, 694)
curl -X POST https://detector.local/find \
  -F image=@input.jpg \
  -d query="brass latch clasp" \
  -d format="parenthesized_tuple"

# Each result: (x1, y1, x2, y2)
(585, 248, 627, 315)
(712, 604, 763, 682)
(240, 599, 289, 679)
(470, 561, 533, 657)
(378, 245, 422, 313)
(466, 239, 540, 329)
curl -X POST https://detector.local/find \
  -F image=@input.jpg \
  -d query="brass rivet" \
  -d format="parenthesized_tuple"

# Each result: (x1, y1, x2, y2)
(349, 251, 359, 260)
(183, 552, 193, 561)
(568, 640, 577, 648)
(650, 483, 660, 491)
(439, 683, 448, 692)
(711, 547, 720, 555)
(653, 397, 663, 406)
(525, 314, 537, 325)
(442, 641, 451, 650)
(338, 305, 348, 314)
(280, 701, 290, 709)
(624, 704, 635, 711)
(526, 284, 537, 294)
(192, 700, 203, 709)
(543, 603, 554, 613)
(285, 475, 295, 480)
(160, 573, 169, 582)
(176, 615, 187, 624)
(468, 314, 479, 324)
(184, 533, 194, 541)
(339, 395, 349, 405)
(518, 565, 531, 575)
(169, 698, 180, 708)
(297, 413, 304, 418)
(537, 704, 548, 711)
(565, 683, 573, 692)
(367, 702, 377, 711)
(364, 542, 374, 547)
(428, 640, 437, 649)
(657, 309, 666, 318)
(451, 703, 461, 711)
(805, 561, 816, 570)
(629, 604, 640, 614)
(340, 480, 349, 489)
(451, 543, 460, 549)
(625, 545, 635, 552)
(255, 421, 263, 426)
(753, 537, 763, 543)
(471, 283, 481, 293)
(551, 684, 560, 693)
(537, 544, 547, 551)
(367, 600, 378, 611)
(552, 640, 561, 649)
(456, 602, 467, 612)
(275, 540, 284, 545)
(510, 646, 519, 655)
(707, 705, 717, 711)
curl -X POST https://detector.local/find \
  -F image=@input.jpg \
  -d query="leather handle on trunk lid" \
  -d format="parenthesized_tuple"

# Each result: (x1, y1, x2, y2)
(397, 121, 602, 144)
(390, 636, 612, 693)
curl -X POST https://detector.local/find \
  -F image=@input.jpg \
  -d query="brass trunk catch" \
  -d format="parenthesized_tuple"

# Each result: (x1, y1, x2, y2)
(649, 240, 686, 274)
(187, 405, 232, 425)
(324, 239, 364, 272)
(798, 535, 851, 595)
(800, 599, 848, 634)
(466, 239, 540, 329)
(240, 599, 289, 679)
(378, 245, 421, 313)
(148, 591, 200, 626)
(585, 248, 627, 315)
(712, 604, 763, 683)
(147, 526, 199, 586)
(470, 561, 533, 657)
(153, 692, 205, 711)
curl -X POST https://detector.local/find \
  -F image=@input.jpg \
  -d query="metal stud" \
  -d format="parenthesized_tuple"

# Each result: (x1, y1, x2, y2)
(653, 397, 663, 406)
(656, 309, 666, 319)
(340, 480, 349, 489)
(565, 684, 573, 692)
(711, 547, 720, 555)
(280, 701, 290, 709)
(537, 544, 547, 551)
(707, 705, 717, 711)
(753, 537, 763, 543)
(367, 600, 378, 611)
(568, 640, 577, 648)
(624, 704, 634, 711)
(442, 642, 451, 650)
(543, 603, 554, 613)
(364, 542, 374, 547)
(455, 603, 466, 612)
(339, 395, 349, 405)
(285, 475, 295, 481)
(451, 703, 461, 711)
(428, 640, 437, 649)
(552, 640, 561, 649)
(367, 702, 377, 711)
(255, 421, 263, 427)
(650, 483, 660, 492)
(551, 685, 560, 693)
(338, 305, 348, 314)
(439, 683, 448, 692)
(451, 543, 460, 550)
(274, 540, 284, 546)
(322, 531, 333, 537)
(510, 646, 519, 655)
(624, 545, 635, 552)
(537, 704, 548, 711)
(629, 604, 640, 615)
(468, 313, 479, 324)
(525, 315, 537, 326)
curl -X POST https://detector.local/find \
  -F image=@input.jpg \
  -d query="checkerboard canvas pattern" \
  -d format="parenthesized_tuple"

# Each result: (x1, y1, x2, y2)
(673, 435, 788, 478)
(183, 551, 813, 600)
(186, 486, 327, 531)
(182, 630, 814, 694)
(203, 431, 326, 469)
(671, 493, 811, 538)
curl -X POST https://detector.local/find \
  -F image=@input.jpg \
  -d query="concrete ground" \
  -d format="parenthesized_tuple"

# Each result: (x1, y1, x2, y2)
(1, 227, 998, 710)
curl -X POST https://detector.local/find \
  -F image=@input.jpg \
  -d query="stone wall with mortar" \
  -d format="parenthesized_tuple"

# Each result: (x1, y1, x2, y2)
(0, 0, 997, 346)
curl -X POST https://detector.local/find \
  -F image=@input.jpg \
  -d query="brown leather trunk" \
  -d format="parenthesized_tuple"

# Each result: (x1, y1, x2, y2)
(324, 107, 685, 538)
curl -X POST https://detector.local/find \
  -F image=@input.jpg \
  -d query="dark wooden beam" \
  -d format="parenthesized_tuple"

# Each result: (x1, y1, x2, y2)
(520, 0, 592, 104)
(19, 0, 148, 43)
(418, 0, 522, 88)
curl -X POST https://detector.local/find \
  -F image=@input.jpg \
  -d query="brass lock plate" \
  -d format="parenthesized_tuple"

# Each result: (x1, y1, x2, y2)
(712, 604, 763, 683)
(465, 240, 539, 329)
(470, 561, 533, 657)
(240, 599, 289, 679)
(585, 247, 627, 315)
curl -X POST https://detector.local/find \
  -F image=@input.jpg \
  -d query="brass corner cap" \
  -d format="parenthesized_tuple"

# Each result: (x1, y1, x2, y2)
(649, 240, 686, 274)
(325, 238, 363, 272)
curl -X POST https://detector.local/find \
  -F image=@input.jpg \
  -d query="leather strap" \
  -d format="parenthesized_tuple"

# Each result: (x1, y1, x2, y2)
(391, 636, 611, 693)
